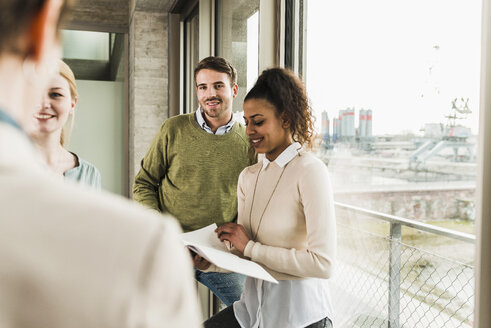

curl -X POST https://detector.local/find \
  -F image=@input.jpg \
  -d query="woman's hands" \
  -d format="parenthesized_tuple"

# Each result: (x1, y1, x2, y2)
(190, 249, 211, 270)
(191, 223, 251, 271)
(215, 223, 251, 254)
(193, 254, 212, 270)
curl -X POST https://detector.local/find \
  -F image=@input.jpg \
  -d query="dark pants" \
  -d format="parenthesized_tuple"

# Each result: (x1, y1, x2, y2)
(204, 305, 333, 328)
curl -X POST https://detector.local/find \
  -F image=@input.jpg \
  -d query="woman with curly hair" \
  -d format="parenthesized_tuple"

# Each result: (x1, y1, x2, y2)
(205, 68, 337, 328)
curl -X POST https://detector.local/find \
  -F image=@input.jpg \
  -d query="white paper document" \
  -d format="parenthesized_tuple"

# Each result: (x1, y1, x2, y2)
(181, 224, 278, 284)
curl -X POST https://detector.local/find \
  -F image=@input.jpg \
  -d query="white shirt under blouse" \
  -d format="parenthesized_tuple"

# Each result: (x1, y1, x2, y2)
(233, 142, 336, 328)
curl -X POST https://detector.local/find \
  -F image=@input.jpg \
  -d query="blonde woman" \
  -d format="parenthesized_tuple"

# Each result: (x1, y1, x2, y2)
(31, 60, 101, 189)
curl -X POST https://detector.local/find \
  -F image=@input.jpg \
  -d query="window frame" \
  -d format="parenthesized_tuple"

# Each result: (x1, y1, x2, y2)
(475, 1, 491, 326)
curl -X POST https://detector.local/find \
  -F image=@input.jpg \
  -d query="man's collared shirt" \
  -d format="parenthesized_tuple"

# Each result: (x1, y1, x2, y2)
(195, 107, 235, 135)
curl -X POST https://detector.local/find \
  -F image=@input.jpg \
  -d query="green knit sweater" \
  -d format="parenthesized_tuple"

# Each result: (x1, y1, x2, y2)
(133, 112, 256, 232)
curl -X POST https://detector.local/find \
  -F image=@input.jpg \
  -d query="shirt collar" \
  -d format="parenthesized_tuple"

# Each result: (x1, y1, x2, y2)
(195, 107, 235, 135)
(262, 142, 302, 170)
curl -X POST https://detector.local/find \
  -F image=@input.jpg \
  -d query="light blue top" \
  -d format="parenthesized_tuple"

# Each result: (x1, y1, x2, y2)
(64, 153, 101, 190)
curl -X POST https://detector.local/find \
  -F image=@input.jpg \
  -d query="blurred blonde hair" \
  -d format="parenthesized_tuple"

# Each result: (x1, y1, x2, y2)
(58, 60, 77, 147)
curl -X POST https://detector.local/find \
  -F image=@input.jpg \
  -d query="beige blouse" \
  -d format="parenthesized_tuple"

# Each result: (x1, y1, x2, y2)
(240, 145, 336, 280)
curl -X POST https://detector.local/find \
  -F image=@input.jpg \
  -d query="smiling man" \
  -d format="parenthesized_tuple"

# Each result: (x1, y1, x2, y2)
(133, 56, 256, 307)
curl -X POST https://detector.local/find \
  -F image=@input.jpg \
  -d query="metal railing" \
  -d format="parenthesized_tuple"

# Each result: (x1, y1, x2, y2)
(332, 202, 475, 328)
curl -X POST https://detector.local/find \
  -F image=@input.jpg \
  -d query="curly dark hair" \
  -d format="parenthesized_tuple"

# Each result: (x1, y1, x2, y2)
(244, 67, 316, 149)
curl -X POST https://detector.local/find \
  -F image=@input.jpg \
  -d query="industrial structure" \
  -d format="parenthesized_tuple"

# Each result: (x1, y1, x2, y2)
(409, 98, 474, 167)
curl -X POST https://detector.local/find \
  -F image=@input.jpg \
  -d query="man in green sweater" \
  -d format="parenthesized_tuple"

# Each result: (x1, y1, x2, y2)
(133, 56, 256, 307)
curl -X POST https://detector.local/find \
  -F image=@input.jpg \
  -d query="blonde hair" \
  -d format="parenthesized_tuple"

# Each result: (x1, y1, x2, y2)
(58, 60, 77, 147)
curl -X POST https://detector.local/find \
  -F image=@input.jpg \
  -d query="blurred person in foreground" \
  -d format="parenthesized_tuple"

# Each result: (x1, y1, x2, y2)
(30, 59, 101, 189)
(0, 1, 201, 327)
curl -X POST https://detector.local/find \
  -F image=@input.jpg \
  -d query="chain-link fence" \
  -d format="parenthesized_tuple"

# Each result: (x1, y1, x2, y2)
(331, 203, 475, 328)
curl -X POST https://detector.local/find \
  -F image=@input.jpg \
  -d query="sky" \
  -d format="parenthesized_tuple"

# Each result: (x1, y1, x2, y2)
(305, 0, 482, 136)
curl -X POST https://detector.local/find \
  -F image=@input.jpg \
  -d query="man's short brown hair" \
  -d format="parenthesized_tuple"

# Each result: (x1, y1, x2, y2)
(194, 56, 237, 87)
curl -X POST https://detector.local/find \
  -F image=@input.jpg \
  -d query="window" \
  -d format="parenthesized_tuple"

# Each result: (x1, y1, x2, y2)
(184, 5, 200, 114)
(301, 1, 482, 326)
(216, 0, 260, 116)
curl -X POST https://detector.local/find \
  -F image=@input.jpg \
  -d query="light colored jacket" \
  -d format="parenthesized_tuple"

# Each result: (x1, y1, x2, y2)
(0, 123, 201, 328)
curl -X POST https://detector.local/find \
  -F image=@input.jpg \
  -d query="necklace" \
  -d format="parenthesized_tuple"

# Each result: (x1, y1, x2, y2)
(248, 163, 288, 241)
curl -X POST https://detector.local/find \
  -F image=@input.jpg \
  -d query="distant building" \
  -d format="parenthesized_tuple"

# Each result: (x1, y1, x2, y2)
(333, 117, 339, 142)
(322, 108, 373, 144)
(321, 111, 330, 148)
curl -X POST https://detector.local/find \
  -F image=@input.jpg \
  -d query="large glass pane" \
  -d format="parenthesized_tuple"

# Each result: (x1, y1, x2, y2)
(304, 1, 481, 327)
(62, 30, 123, 82)
(62, 30, 110, 61)
(216, 0, 260, 118)
(184, 6, 200, 114)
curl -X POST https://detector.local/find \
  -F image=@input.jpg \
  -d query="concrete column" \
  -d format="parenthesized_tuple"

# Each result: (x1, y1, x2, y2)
(128, 9, 168, 191)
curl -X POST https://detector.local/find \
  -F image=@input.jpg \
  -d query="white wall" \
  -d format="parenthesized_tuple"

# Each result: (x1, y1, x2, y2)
(68, 80, 125, 195)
